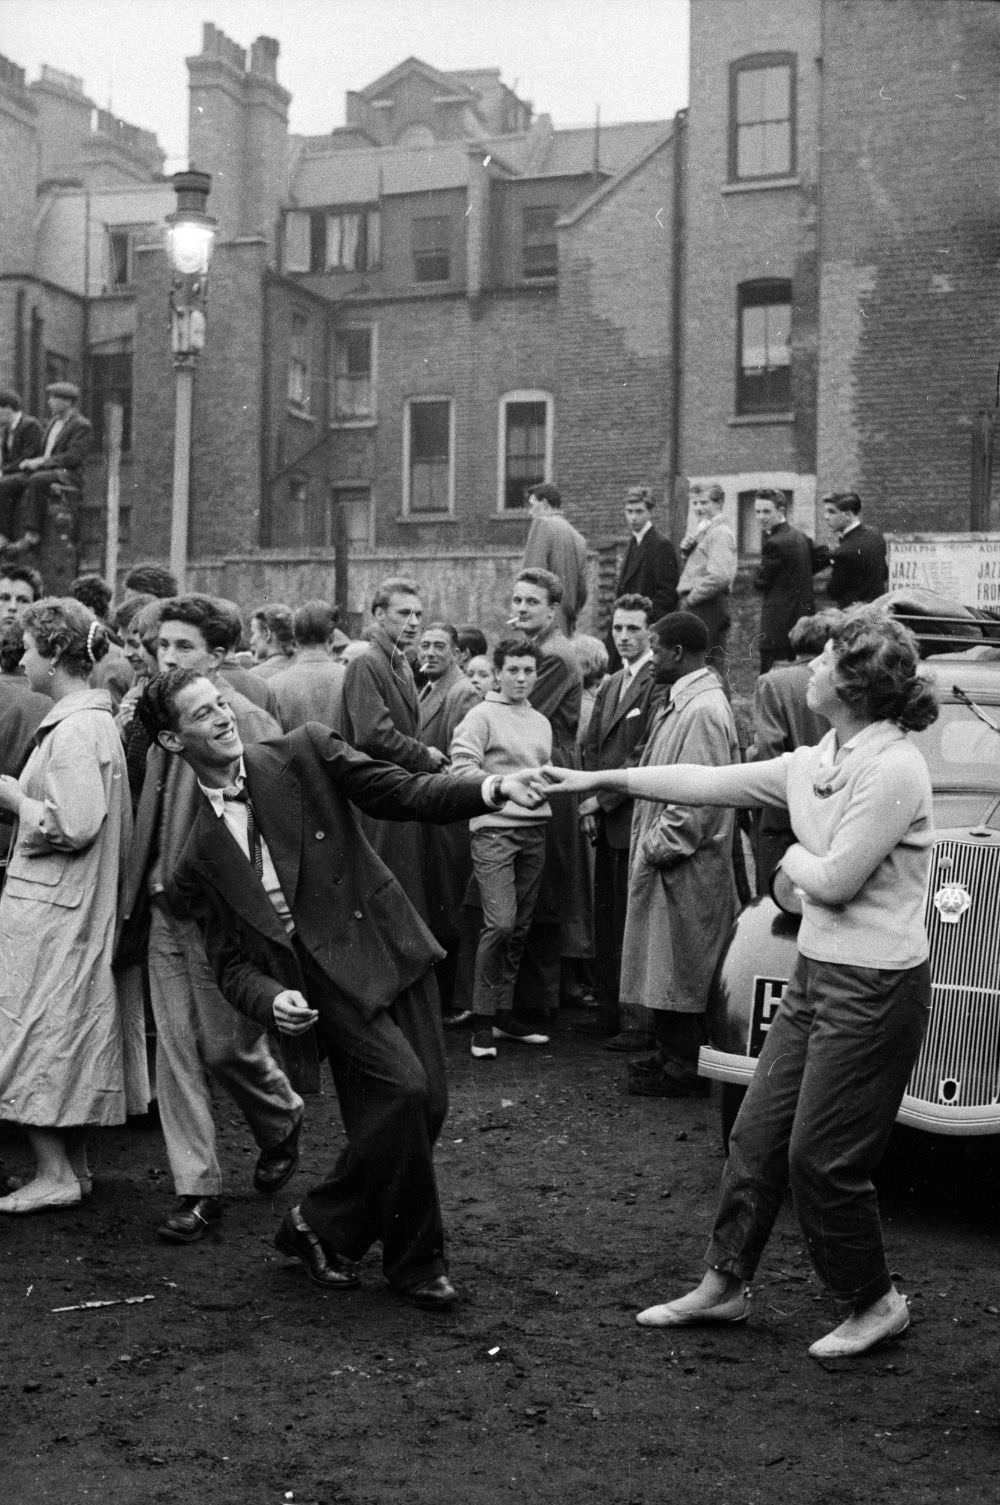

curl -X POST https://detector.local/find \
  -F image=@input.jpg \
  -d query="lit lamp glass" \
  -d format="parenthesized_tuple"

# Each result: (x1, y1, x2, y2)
(166, 220, 215, 277)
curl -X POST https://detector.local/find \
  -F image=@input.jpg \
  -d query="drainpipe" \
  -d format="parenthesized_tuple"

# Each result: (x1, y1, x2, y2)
(668, 107, 688, 541)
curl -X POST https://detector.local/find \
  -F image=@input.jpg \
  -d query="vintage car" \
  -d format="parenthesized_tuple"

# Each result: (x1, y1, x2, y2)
(698, 650, 1000, 1139)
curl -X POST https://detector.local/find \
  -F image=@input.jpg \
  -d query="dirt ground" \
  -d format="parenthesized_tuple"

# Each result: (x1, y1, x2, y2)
(4, 1016, 1000, 1505)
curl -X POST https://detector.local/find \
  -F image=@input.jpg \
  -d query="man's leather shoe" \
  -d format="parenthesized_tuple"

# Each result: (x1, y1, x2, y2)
(627, 1069, 711, 1098)
(400, 1274, 457, 1311)
(604, 1030, 655, 1053)
(273, 1206, 360, 1290)
(254, 1109, 304, 1194)
(573, 1016, 619, 1037)
(157, 1194, 223, 1244)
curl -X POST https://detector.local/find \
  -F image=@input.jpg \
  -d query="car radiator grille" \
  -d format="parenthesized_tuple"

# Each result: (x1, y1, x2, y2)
(909, 838, 1000, 1108)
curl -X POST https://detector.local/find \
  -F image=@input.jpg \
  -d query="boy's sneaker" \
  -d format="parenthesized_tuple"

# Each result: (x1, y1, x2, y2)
(470, 1027, 498, 1059)
(492, 1014, 550, 1046)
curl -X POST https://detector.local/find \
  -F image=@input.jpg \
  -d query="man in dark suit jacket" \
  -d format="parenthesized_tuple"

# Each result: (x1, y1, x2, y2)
(341, 576, 446, 923)
(579, 593, 660, 1043)
(753, 489, 822, 672)
(0, 390, 44, 548)
(608, 487, 679, 671)
(151, 667, 543, 1311)
(819, 492, 889, 607)
(3, 382, 92, 554)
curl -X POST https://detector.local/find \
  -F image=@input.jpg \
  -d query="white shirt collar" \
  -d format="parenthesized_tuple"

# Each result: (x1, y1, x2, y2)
(630, 520, 652, 544)
(199, 757, 247, 816)
(623, 647, 653, 681)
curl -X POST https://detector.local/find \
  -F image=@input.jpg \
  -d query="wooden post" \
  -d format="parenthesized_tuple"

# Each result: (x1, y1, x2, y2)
(971, 408, 995, 530)
(334, 496, 349, 615)
(104, 399, 122, 593)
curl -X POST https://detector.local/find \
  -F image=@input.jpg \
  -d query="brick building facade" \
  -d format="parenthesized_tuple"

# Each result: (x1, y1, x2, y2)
(2, 5, 999, 626)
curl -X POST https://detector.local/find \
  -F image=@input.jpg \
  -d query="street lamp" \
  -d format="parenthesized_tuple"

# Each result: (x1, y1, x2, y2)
(166, 168, 215, 589)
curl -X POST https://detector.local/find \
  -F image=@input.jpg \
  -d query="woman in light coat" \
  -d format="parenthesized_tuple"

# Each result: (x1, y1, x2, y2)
(0, 598, 132, 1212)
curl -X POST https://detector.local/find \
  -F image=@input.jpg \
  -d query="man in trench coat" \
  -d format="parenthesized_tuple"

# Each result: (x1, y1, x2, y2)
(620, 611, 740, 1096)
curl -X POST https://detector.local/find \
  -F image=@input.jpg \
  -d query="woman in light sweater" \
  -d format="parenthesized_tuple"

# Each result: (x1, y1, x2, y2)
(450, 637, 553, 1059)
(543, 608, 938, 1360)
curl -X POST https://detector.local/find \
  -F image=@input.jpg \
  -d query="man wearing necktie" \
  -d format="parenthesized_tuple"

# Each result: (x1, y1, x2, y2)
(340, 577, 445, 924)
(149, 667, 544, 1311)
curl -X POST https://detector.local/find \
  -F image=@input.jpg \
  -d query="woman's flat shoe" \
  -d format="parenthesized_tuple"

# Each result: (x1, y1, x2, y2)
(637, 1291, 751, 1327)
(808, 1292, 910, 1359)
(0, 1184, 82, 1214)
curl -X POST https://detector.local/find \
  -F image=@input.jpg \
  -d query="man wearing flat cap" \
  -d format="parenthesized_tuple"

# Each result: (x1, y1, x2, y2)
(0, 382, 92, 568)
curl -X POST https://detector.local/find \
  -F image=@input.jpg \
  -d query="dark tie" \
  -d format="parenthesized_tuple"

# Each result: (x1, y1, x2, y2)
(223, 785, 264, 880)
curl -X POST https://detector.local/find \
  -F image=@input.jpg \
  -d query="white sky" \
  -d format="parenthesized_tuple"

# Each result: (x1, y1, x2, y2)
(1, 0, 691, 171)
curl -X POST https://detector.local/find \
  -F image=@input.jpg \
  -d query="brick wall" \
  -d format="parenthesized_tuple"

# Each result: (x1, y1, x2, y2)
(683, 0, 821, 490)
(817, 0, 1000, 529)
(556, 136, 676, 553)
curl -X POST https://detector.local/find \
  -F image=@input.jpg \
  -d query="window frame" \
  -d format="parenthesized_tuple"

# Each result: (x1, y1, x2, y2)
(106, 227, 136, 290)
(521, 205, 559, 282)
(497, 390, 555, 514)
(403, 396, 455, 517)
(287, 308, 312, 415)
(282, 207, 381, 275)
(88, 349, 133, 453)
(736, 279, 792, 417)
(411, 215, 452, 284)
(330, 325, 377, 427)
(728, 52, 796, 184)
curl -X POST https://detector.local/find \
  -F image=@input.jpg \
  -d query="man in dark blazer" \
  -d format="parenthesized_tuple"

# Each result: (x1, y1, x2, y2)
(753, 489, 822, 672)
(0, 390, 43, 548)
(820, 492, 889, 607)
(579, 593, 660, 1044)
(341, 576, 445, 923)
(150, 667, 543, 1311)
(2, 382, 92, 556)
(608, 487, 679, 671)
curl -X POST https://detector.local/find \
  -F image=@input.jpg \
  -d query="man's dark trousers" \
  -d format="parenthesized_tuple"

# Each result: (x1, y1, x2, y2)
(295, 947, 448, 1290)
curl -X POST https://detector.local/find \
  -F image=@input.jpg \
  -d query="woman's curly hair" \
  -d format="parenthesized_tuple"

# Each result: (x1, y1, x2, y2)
(830, 607, 938, 731)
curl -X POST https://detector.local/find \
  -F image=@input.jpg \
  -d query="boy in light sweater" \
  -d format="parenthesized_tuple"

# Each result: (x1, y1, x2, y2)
(450, 637, 553, 1058)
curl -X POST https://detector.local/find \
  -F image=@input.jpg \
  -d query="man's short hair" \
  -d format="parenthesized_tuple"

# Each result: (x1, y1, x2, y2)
(251, 603, 295, 655)
(0, 620, 25, 674)
(625, 485, 654, 507)
(113, 593, 155, 634)
(125, 563, 179, 599)
(293, 598, 340, 647)
(71, 572, 112, 622)
(421, 620, 459, 648)
(528, 482, 562, 509)
(0, 390, 23, 411)
(651, 610, 710, 655)
(457, 625, 488, 659)
(788, 609, 847, 658)
(516, 567, 563, 605)
(371, 576, 421, 614)
(46, 381, 80, 403)
(492, 635, 543, 671)
(613, 593, 653, 621)
(139, 667, 206, 740)
(705, 483, 724, 504)
(754, 487, 788, 512)
(822, 491, 863, 517)
(157, 594, 232, 653)
(0, 564, 43, 601)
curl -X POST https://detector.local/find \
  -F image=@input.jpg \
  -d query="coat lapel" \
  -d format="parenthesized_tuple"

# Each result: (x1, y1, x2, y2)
(188, 801, 293, 948)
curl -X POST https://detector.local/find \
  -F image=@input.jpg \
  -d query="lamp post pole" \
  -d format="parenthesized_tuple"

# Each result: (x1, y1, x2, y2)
(166, 169, 215, 591)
